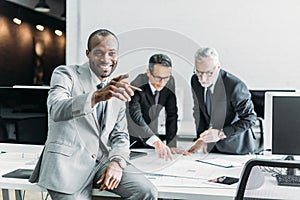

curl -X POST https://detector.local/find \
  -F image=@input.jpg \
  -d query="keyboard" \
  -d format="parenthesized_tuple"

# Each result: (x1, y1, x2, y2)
(276, 174, 300, 187)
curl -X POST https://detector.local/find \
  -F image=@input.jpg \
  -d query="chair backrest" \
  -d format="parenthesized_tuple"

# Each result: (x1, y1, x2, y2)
(249, 89, 296, 118)
(249, 90, 296, 152)
(235, 158, 300, 200)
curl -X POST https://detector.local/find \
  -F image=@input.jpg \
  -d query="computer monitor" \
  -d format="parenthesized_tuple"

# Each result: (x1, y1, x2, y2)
(0, 86, 49, 153)
(264, 92, 300, 157)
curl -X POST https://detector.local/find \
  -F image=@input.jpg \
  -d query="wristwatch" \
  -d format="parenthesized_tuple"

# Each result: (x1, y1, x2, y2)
(111, 157, 126, 169)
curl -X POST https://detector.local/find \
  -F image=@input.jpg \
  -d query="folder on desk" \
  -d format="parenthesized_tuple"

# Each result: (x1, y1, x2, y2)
(130, 150, 148, 160)
(2, 169, 33, 179)
(196, 158, 242, 168)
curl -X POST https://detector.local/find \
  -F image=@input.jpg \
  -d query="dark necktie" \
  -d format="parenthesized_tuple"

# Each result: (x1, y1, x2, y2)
(96, 83, 105, 122)
(154, 90, 160, 106)
(206, 87, 212, 116)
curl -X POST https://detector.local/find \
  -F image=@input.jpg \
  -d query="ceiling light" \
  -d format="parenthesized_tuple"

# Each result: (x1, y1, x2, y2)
(34, 0, 50, 13)
(13, 18, 22, 25)
(36, 25, 44, 31)
(54, 30, 63, 36)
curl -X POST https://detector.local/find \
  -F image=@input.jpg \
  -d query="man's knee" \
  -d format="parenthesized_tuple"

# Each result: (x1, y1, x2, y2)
(137, 183, 158, 200)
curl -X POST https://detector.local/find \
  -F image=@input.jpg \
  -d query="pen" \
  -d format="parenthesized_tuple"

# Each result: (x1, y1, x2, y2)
(195, 126, 213, 143)
(195, 137, 202, 143)
(109, 78, 142, 92)
(129, 140, 137, 148)
(119, 81, 142, 92)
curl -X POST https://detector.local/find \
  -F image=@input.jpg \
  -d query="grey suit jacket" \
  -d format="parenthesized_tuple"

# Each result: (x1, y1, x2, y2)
(191, 69, 257, 154)
(29, 63, 130, 194)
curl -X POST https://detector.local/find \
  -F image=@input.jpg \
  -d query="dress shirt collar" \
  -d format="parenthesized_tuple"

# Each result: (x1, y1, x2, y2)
(148, 81, 157, 95)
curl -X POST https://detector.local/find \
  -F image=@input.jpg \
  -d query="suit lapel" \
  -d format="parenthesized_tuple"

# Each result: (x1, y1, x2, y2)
(76, 63, 95, 94)
(144, 84, 155, 105)
(156, 87, 167, 105)
(199, 86, 210, 121)
(144, 84, 160, 119)
(210, 73, 226, 129)
(76, 63, 101, 133)
(100, 99, 117, 147)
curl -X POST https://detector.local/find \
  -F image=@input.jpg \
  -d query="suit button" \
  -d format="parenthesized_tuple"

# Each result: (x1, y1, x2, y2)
(92, 154, 96, 159)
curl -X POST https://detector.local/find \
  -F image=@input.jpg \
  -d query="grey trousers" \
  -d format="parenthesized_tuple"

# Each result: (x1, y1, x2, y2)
(48, 161, 157, 200)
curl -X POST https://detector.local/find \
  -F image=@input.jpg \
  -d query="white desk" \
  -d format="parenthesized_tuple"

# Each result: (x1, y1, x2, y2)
(244, 173, 300, 200)
(121, 150, 249, 200)
(2, 150, 295, 200)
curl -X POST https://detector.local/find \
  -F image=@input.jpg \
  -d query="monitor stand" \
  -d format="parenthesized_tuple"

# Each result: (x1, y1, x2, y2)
(25, 157, 39, 165)
(284, 155, 296, 175)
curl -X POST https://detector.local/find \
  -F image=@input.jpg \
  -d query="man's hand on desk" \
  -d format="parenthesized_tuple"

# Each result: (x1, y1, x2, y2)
(170, 147, 191, 156)
(188, 129, 226, 153)
(188, 140, 208, 153)
(153, 140, 173, 160)
(153, 141, 191, 159)
(96, 162, 123, 191)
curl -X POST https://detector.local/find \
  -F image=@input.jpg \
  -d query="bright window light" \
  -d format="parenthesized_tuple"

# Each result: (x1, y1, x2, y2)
(13, 18, 22, 25)
(54, 29, 63, 36)
(36, 25, 44, 31)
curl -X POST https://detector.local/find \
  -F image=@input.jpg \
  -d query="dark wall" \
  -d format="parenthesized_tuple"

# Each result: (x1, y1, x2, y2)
(0, 1, 65, 86)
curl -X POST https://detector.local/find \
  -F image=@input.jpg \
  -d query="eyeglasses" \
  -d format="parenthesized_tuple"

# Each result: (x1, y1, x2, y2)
(193, 66, 216, 77)
(150, 71, 171, 82)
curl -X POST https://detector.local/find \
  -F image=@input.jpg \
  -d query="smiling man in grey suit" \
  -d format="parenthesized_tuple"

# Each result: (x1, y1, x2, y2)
(29, 29, 157, 200)
(188, 47, 257, 155)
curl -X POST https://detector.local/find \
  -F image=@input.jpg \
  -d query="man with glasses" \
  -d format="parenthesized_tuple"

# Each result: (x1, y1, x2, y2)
(188, 47, 257, 155)
(127, 54, 189, 160)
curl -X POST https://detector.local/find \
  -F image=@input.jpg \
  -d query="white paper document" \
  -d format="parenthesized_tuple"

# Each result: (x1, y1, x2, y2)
(142, 157, 241, 188)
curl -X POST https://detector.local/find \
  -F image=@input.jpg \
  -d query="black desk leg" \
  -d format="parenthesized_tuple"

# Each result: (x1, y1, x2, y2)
(15, 190, 23, 200)
(2, 189, 10, 200)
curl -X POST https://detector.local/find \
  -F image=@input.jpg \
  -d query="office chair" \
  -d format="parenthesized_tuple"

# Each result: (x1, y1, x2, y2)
(235, 158, 300, 200)
(249, 90, 266, 150)
(250, 89, 296, 151)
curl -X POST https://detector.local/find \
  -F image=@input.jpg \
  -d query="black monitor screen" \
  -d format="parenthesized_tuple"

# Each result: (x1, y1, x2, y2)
(0, 87, 49, 145)
(272, 96, 300, 155)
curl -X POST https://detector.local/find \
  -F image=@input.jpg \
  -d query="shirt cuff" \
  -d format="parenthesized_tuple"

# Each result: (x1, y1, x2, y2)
(110, 156, 127, 169)
(146, 135, 160, 147)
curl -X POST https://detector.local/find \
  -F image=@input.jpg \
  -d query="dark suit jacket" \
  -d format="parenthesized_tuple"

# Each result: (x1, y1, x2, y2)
(191, 69, 257, 154)
(127, 73, 178, 147)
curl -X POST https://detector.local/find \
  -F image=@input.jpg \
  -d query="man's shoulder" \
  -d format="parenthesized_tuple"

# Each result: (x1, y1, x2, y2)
(191, 74, 198, 83)
(191, 74, 201, 90)
(54, 64, 82, 73)
(220, 69, 250, 96)
(221, 69, 246, 86)
(54, 64, 90, 78)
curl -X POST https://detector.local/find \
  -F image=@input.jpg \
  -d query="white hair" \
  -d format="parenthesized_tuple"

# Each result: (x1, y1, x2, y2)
(194, 47, 220, 66)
